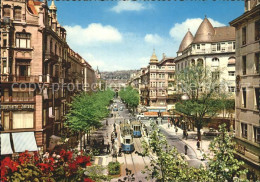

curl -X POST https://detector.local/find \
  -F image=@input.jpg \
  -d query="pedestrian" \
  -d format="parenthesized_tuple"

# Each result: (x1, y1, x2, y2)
(102, 138, 104, 146)
(106, 119, 108, 126)
(184, 144, 188, 155)
(113, 123, 116, 130)
(107, 143, 110, 153)
(112, 138, 115, 145)
(115, 132, 117, 138)
(197, 140, 200, 150)
(168, 122, 170, 128)
(175, 127, 178, 134)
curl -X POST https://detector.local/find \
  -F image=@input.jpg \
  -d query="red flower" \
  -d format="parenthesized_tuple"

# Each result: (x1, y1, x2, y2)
(60, 149, 66, 158)
(86, 162, 92, 167)
(66, 151, 73, 161)
(84, 178, 95, 182)
(68, 161, 78, 172)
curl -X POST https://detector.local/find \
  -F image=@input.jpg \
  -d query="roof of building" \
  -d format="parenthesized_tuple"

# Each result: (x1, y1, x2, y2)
(193, 17, 215, 43)
(213, 26, 235, 42)
(150, 49, 158, 63)
(49, 0, 57, 10)
(178, 30, 194, 53)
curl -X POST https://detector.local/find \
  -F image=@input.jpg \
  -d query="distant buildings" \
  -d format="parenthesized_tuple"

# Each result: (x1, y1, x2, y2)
(175, 17, 236, 96)
(0, 0, 96, 155)
(129, 51, 175, 112)
(230, 0, 260, 179)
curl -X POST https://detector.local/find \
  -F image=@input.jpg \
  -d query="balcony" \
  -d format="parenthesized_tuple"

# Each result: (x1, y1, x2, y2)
(0, 75, 50, 83)
(45, 52, 59, 63)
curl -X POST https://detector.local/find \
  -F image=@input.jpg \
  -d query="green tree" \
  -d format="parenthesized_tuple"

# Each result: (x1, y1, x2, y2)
(141, 123, 208, 182)
(119, 86, 139, 113)
(175, 65, 228, 140)
(65, 90, 114, 150)
(208, 124, 248, 182)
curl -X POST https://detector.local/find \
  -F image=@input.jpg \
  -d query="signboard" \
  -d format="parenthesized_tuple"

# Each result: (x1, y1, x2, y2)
(1, 104, 35, 111)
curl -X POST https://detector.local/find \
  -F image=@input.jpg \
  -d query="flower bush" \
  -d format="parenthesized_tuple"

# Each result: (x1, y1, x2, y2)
(0, 150, 94, 182)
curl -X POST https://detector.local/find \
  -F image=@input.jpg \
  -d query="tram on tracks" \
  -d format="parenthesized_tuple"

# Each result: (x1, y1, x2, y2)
(120, 123, 135, 153)
(130, 120, 142, 138)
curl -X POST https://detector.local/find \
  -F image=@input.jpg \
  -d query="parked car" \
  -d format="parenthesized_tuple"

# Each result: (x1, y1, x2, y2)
(203, 128, 219, 136)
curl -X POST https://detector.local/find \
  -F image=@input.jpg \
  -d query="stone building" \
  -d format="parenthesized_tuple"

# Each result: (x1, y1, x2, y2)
(0, 0, 96, 155)
(139, 50, 175, 112)
(175, 17, 236, 96)
(230, 0, 260, 179)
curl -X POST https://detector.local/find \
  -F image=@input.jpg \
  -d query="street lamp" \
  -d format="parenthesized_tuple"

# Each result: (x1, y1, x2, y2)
(181, 93, 189, 139)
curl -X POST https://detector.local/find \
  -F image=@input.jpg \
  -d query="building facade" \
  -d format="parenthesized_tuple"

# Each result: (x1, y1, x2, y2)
(175, 17, 236, 96)
(139, 51, 175, 111)
(0, 0, 96, 155)
(230, 0, 260, 179)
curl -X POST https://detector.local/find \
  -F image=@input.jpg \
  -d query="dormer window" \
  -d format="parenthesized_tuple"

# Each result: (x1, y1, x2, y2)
(197, 44, 200, 49)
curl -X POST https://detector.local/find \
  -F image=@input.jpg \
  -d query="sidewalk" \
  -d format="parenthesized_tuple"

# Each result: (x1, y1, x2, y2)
(160, 123, 211, 160)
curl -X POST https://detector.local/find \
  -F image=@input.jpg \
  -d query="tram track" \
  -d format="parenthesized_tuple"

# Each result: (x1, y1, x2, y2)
(134, 138, 147, 166)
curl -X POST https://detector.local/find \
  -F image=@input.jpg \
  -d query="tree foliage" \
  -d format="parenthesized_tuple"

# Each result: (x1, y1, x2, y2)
(119, 86, 139, 111)
(208, 124, 248, 181)
(142, 123, 249, 182)
(65, 90, 114, 133)
(175, 65, 231, 140)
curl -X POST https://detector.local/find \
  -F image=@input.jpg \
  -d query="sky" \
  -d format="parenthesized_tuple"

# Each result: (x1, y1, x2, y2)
(49, 1, 244, 71)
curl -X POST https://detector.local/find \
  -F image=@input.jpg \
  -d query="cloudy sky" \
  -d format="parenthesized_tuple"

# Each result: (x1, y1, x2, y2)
(50, 1, 244, 71)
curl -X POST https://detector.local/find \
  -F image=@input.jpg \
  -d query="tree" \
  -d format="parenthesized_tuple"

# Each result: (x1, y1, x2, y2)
(208, 124, 248, 181)
(65, 90, 114, 150)
(119, 86, 139, 113)
(175, 65, 229, 140)
(141, 123, 208, 182)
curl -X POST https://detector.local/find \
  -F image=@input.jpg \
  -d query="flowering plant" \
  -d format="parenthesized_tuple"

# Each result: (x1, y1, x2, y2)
(0, 150, 93, 182)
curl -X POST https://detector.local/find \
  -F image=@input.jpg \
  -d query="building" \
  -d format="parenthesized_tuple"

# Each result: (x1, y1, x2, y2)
(230, 0, 260, 179)
(175, 17, 236, 96)
(139, 50, 175, 112)
(0, 0, 96, 155)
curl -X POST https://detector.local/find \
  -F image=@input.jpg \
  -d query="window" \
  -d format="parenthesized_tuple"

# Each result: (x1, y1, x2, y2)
(221, 43, 226, 51)
(212, 44, 216, 51)
(242, 27, 247, 45)
(242, 88, 247, 108)
(55, 44, 57, 55)
(228, 71, 235, 76)
(212, 72, 220, 80)
(14, 6, 22, 21)
(55, 107, 60, 121)
(241, 123, 247, 139)
(3, 112, 10, 130)
(255, 88, 259, 110)
(255, 53, 260, 74)
(3, 39, 7, 47)
(12, 92, 34, 102)
(50, 39, 53, 53)
(4, 89, 9, 102)
(233, 42, 236, 49)
(2, 60, 7, 74)
(13, 111, 34, 129)
(197, 59, 203, 67)
(228, 86, 235, 92)
(16, 33, 31, 48)
(197, 44, 200, 49)
(255, 21, 260, 41)
(3, 5, 11, 17)
(212, 58, 219, 67)
(253, 127, 260, 143)
(217, 43, 220, 51)
(242, 56, 247, 75)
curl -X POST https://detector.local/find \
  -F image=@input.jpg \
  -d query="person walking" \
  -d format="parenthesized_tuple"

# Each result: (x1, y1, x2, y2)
(175, 127, 178, 134)
(106, 119, 108, 126)
(184, 145, 188, 155)
(107, 143, 110, 153)
(197, 140, 200, 150)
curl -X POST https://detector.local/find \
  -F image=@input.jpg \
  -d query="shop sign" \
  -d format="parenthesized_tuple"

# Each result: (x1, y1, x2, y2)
(1, 104, 35, 111)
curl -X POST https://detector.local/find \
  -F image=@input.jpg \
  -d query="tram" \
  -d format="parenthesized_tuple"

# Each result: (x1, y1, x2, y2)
(131, 120, 142, 138)
(120, 123, 135, 153)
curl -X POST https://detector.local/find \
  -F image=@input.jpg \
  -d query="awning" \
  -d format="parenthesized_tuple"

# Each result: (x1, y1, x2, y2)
(12, 132, 38, 152)
(1, 133, 13, 155)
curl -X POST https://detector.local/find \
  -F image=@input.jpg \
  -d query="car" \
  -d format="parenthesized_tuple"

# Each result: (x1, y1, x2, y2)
(113, 107, 118, 111)
(203, 128, 219, 136)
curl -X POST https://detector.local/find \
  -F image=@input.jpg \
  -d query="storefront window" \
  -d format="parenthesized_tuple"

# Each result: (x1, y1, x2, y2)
(13, 111, 34, 129)
(3, 112, 10, 130)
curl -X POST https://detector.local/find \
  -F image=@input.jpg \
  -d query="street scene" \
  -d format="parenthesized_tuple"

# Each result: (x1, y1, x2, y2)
(0, 0, 260, 181)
